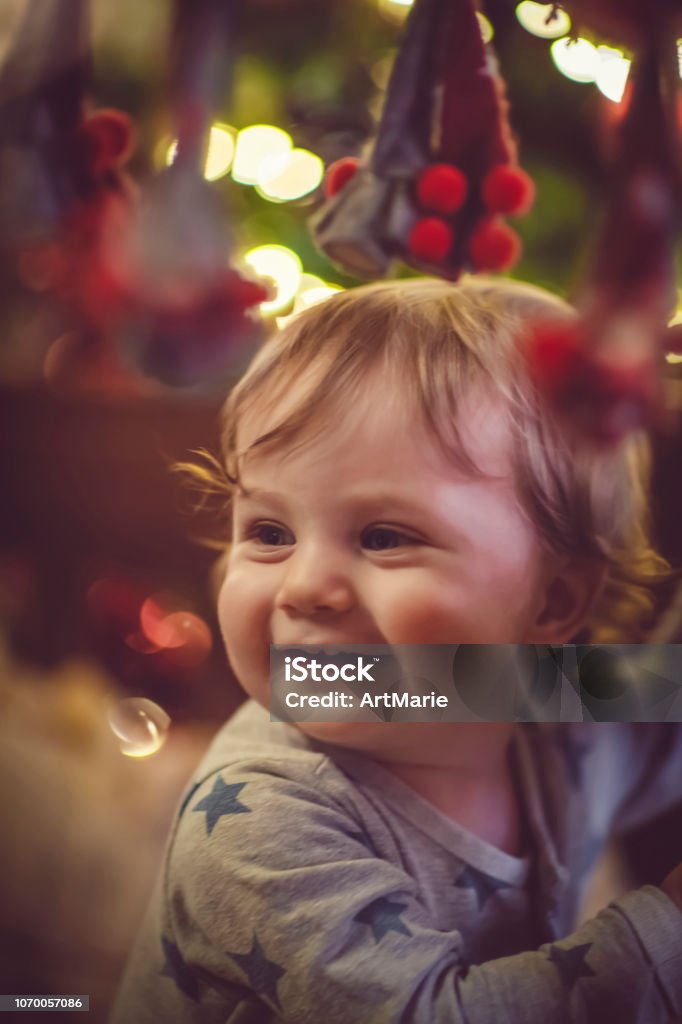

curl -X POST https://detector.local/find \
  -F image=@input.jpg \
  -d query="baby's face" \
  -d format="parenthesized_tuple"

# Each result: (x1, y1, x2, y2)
(218, 374, 555, 755)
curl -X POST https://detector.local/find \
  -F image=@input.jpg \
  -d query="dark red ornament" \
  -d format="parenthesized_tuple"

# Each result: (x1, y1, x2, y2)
(469, 218, 521, 271)
(408, 217, 454, 263)
(416, 163, 468, 215)
(77, 110, 136, 179)
(482, 164, 536, 217)
(324, 157, 360, 198)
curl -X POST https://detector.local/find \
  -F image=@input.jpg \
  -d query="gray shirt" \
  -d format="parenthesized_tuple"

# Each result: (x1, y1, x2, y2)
(111, 703, 682, 1022)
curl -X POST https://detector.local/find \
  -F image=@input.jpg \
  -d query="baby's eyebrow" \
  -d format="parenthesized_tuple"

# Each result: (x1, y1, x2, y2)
(234, 485, 286, 506)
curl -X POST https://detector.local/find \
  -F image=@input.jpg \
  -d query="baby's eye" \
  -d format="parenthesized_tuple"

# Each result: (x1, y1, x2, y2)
(361, 526, 416, 551)
(247, 522, 295, 547)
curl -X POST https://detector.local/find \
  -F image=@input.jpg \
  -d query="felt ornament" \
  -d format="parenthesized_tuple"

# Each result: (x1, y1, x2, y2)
(78, 0, 269, 389)
(0, 0, 268, 392)
(524, 22, 681, 444)
(312, 0, 535, 280)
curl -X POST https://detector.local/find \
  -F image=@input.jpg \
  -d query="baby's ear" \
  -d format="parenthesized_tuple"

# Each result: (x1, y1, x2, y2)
(524, 559, 607, 645)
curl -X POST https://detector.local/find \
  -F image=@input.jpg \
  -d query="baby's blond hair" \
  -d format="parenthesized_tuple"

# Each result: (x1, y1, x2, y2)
(194, 276, 668, 642)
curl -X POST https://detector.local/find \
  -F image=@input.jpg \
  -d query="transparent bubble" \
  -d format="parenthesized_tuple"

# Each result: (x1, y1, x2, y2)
(107, 697, 171, 758)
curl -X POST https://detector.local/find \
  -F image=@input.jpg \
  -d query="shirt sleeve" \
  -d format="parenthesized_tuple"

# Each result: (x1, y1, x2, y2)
(162, 760, 682, 1024)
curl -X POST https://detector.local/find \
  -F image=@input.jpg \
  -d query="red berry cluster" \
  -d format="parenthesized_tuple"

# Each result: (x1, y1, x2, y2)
(524, 319, 654, 443)
(324, 157, 535, 275)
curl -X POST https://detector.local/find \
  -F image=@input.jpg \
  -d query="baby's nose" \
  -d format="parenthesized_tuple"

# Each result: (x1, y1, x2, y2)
(275, 545, 355, 617)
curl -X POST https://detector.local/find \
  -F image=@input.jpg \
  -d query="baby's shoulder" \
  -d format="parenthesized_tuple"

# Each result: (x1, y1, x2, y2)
(169, 705, 367, 857)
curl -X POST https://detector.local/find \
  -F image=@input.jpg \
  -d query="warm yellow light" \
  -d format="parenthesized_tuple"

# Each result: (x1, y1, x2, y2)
(243, 245, 302, 315)
(296, 273, 343, 309)
(595, 47, 630, 103)
(666, 310, 682, 361)
(677, 40, 682, 77)
(256, 148, 324, 202)
(516, 1, 570, 38)
(550, 37, 599, 84)
(232, 125, 293, 186)
(276, 278, 343, 327)
(204, 124, 237, 180)
(164, 124, 236, 181)
(476, 12, 494, 43)
(377, 0, 413, 24)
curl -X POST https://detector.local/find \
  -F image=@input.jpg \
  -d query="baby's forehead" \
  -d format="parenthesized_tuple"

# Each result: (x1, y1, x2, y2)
(235, 376, 513, 484)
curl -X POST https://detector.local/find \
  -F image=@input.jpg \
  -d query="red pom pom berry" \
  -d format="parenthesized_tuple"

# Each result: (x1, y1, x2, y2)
(469, 218, 521, 271)
(324, 157, 360, 198)
(80, 110, 135, 177)
(416, 164, 468, 215)
(482, 165, 536, 217)
(525, 321, 584, 394)
(408, 217, 454, 263)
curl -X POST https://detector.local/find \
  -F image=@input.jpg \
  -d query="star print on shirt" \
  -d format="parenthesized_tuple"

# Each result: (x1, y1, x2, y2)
(454, 866, 512, 909)
(160, 935, 199, 1001)
(227, 934, 285, 1010)
(547, 943, 595, 991)
(192, 777, 251, 836)
(354, 897, 412, 942)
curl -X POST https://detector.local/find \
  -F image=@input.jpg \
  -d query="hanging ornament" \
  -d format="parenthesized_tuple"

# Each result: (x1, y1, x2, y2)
(0, 0, 92, 244)
(0, 0, 268, 393)
(85, 0, 269, 388)
(0, 0, 151, 394)
(310, 0, 535, 280)
(525, 22, 681, 445)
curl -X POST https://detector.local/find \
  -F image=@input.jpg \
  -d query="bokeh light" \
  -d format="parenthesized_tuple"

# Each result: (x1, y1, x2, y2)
(243, 245, 303, 314)
(165, 123, 237, 181)
(297, 280, 343, 309)
(275, 275, 343, 328)
(107, 697, 170, 758)
(515, 1, 570, 39)
(231, 124, 293, 186)
(667, 310, 682, 363)
(476, 12, 494, 44)
(256, 148, 324, 202)
(550, 37, 599, 84)
(595, 47, 630, 103)
(377, 0, 413, 23)
(138, 593, 213, 666)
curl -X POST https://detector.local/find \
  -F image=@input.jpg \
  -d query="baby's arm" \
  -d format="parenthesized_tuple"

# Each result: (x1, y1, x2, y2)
(161, 762, 682, 1024)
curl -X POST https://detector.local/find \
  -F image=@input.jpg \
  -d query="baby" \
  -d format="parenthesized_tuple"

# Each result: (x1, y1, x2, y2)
(112, 278, 682, 1023)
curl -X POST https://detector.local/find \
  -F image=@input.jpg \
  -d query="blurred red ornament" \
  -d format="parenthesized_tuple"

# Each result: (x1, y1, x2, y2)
(469, 218, 521, 271)
(524, 319, 656, 443)
(482, 165, 536, 217)
(76, 109, 136, 179)
(416, 164, 468, 215)
(324, 157, 360, 198)
(408, 217, 454, 263)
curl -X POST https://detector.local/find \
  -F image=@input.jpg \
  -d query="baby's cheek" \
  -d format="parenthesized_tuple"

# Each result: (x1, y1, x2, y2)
(373, 580, 467, 644)
(218, 566, 270, 659)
